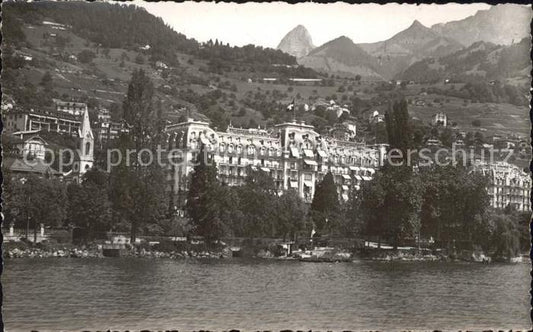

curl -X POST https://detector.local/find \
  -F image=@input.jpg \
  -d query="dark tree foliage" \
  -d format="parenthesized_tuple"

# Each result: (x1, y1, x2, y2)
(418, 165, 490, 248)
(186, 144, 226, 241)
(310, 172, 341, 234)
(77, 50, 96, 64)
(67, 168, 112, 241)
(110, 69, 168, 242)
(2, 173, 67, 233)
(385, 99, 413, 159)
(199, 42, 297, 69)
(235, 167, 279, 238)
(360, 165, 423, 249)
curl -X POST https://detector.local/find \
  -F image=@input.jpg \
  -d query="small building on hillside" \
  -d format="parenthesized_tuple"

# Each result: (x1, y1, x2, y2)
(433, 112, 447, 127)
(155, 61, 168, 69)
(53, 99, 88, 116)
(4, 131, 48, 161)
(329, 121, 357, 141)
(97, 108, 111, 123)
(426, 138, 442, 146)
(368, 110, 385, 124)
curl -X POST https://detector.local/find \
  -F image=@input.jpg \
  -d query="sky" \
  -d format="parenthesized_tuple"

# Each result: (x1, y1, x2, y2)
(131, 2, 492, 48)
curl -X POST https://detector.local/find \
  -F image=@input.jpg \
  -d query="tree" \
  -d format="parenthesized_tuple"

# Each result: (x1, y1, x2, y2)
(236, 167, 278, 238)
(310, 172, 341, 235)
(135, 54, 145, 64)
(464, 132, 475, 147)
(474, 132, 485, 146)
(440, 127, 453, 148)
(40, 71, 53, 88)
(67, 168, 112, 241)
(186, 143, 226, 241)
(78, 49, 96, 64)
(3, 173, 67, 242)
(491, 214, 520, 259)
(360, 172, 386, 247)
(382, 166, 423, 249)
(385, 99, 413, 161)
(419, 165, 489, 248)
(111, 69, 168, 242)
(218, 186, 245, 237)
(361, 165, 423, 249)
(275, 189, 308, 241)
(342, 187, 364, 238)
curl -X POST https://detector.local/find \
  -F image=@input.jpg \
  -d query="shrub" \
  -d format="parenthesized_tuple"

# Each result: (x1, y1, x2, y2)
(77, 49, 95, 64)
(135, 54, 145, 64)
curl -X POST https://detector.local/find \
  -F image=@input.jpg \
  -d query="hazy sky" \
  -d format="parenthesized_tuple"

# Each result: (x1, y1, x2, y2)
(132, 2, 491, 48)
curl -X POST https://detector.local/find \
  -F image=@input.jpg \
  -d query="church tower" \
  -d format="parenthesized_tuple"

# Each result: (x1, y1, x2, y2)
(72, 108, 94, 177)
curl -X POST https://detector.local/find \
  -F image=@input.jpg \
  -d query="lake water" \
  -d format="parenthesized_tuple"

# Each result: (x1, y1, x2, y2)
(2, 258, 531, 331)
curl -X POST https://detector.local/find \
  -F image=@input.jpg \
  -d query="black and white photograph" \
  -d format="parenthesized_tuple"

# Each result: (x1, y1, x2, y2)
(1, 1, 532, 330)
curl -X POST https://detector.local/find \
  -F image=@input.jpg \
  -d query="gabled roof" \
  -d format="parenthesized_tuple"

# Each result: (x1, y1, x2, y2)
(10, 131, 48, 145)
(3, 157, 62, 176)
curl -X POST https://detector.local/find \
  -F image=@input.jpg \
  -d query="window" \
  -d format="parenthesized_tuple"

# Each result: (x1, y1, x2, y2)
(85, 142, 91, 155)
(248, 145, 255, 155)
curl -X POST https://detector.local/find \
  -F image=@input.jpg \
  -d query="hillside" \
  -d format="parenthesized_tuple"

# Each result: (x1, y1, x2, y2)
(397, 38, 531, 101)
(431, 4, 532, 47)
(299, 36, 383, 79)
(2, 1, 322, 130)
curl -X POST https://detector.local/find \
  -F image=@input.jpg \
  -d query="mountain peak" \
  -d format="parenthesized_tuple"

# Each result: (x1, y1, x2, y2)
(389, 19, 438, 42)
(332, 35, 353, 44)
(277, 24, 315, 58)
(293, 24, 308, 31)
(406, 19, 430, 32)
(410, 20, 425, 28)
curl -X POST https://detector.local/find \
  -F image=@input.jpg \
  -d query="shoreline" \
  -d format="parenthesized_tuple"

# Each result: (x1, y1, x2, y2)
(4, 244, 526, 264)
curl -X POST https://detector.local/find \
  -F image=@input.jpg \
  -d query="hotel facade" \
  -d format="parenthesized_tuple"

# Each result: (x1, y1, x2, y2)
(165, 119, 387, 207)
(473, 161, 531, 212)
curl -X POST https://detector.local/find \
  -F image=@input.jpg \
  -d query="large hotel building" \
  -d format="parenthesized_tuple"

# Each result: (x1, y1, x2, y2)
(163, 118, 531, 212)
(473, 161, 531, 212)
(165, 118, 387, 206)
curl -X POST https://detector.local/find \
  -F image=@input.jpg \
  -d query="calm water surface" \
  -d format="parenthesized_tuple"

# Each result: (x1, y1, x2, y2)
(2, 258, 531, 331)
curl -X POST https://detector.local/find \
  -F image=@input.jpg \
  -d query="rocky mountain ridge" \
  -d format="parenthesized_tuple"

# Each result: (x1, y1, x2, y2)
(277, 24, 315, 58)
